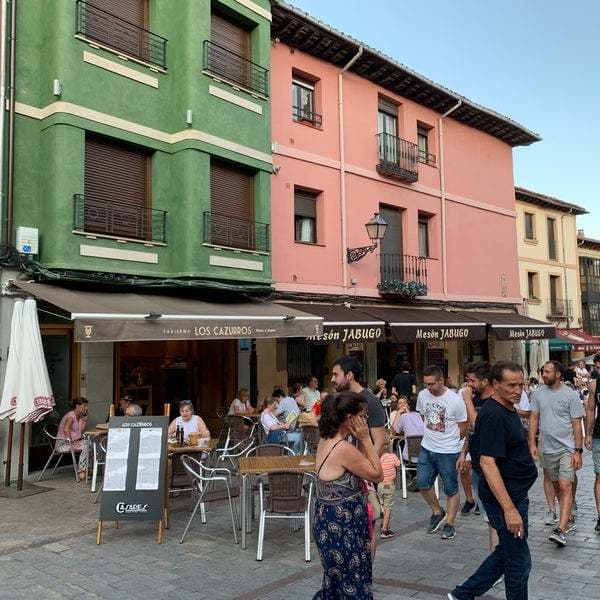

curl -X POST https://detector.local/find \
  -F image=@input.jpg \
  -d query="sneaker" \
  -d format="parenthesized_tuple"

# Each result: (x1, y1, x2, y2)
(564, 518, 577, 534)
(549, 527, 567, 546)
(595, 518, 600, 534)
(474, 504, 481, 515)
(447, 595, 458, 600)
(492, 575, 504, 588)
(380, 529, 394, 539)
(427, 509, 447, 534)
(441, 523, 456, 540)
(545, 510, 558, 526)
(460, 500, 476, 515)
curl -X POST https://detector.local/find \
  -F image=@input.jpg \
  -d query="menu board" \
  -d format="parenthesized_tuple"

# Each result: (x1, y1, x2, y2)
(99, 416, 168, 523)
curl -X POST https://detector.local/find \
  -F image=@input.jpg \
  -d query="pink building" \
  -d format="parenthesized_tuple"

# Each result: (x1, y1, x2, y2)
(265, 3, 552, 390)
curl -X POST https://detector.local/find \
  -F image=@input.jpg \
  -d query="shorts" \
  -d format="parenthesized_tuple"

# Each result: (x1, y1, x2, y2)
(377, 481, 396, 509)
(593, 439, 600, 475)
(416, 447, 460, 497)
(542, 450, 575, 482)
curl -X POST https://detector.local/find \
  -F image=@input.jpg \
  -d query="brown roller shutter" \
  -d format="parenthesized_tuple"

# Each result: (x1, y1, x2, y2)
(211, 13, 249, 58)
(84, 135, 150, 240)
(294, 190, 317, 219)
(210, 12, 251, 90)
(88, 0, 146, 26)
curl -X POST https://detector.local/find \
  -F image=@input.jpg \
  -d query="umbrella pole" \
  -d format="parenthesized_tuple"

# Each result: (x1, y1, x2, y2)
(16, 423, 25, 491)
(4, 420, 14, 486)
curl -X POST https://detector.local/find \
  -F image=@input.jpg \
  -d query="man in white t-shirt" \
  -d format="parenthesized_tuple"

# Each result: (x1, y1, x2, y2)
(416, 365, 468, 540)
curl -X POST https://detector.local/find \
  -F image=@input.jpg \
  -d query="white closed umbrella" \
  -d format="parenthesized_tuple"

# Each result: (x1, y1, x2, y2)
(0, 300, 24, 421)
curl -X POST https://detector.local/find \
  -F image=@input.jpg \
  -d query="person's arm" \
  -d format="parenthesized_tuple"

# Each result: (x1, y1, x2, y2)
(62, 416, 74, 440)
(462, 386, 477, 430)
(571, 417, 583, 470)
(458, 420, 469, 439)
(528, 411, 539, 460)
(457, 436, 470, 473)
(343, 416, 384, 482)
(370, 426, 386, 456)
(585, 379, 596, 451)
(197, 416, 210, 439)
(80, 414, 89, 435)
(168, 419, 177, 436)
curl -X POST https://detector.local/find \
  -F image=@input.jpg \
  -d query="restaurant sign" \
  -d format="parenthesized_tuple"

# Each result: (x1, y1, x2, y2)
(391, 323, 487, 343)
(493, 325, 555, 341)
(305, 325, 385, 344)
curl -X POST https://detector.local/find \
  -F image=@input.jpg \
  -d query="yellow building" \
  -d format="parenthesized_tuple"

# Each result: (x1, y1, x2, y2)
(515, 187, 587, 360)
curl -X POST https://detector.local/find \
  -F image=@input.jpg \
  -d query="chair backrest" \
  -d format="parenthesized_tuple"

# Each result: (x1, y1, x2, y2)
(216, 406, 229, 419)
(266, 471, 306, 513)
(227, 415, 248, 441)
(405, 435, 423, 463)
(246, 444, 294, 457)
(181, 454, 214, 483)
(301, 425, 320, 444)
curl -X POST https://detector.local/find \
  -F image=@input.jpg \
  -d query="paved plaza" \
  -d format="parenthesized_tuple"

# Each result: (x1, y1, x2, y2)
(1, 458, 599, 600)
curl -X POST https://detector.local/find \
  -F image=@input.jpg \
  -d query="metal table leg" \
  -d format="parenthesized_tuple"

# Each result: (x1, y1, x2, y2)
(241, 473, 247, 549)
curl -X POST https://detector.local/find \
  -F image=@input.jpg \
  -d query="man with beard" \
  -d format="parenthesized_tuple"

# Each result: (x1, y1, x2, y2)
(529, 360, 585, 546)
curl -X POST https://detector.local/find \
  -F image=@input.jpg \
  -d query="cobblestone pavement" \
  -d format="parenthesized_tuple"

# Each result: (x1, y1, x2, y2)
(1, 458, 599, 600)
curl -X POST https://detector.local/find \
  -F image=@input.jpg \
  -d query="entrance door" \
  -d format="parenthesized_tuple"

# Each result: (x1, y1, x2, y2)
(379, 206, 403, 284)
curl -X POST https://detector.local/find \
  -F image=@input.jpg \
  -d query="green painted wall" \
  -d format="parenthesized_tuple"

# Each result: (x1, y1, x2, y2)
(12, 0, 272, 286)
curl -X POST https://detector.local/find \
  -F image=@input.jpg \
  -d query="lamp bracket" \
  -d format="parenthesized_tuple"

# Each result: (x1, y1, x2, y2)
(347, 244, 377, 263)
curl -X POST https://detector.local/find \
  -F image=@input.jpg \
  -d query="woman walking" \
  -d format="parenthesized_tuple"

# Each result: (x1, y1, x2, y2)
(313, 392, 383, 599)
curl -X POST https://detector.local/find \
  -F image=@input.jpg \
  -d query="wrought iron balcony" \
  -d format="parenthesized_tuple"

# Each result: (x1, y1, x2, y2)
(376, 133, 419, 182)
(292, 105, 322, 127)
(75, 1, 167, 70)
(203, 212, 270, 253)
(417, 150, 437, 166)
(379, 253, 428, 297)
(203, 40, 269, 97)
(546, 298, 573, 321)
(73, 194, 167, 243)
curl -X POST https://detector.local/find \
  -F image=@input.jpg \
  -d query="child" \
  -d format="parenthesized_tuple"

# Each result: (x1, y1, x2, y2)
(378, 433, 401, 538)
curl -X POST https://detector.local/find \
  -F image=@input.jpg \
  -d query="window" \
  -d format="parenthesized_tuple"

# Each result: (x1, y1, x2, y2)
(294, 189, 317, 243)
(549, 275, 561, 314)
(547, 217, 557, 259)
(378, 97, 399, 162)
(524, 212, 535, 240)
(292, 77, 321, 126)
(88, 0, 147, 26)
(417, 126, 435, 165)
(418, 215, 430, 257)
(527, 272, 538, 300)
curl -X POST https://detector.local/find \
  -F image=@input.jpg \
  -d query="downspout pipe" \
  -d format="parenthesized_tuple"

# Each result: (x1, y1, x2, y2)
(6, 0, 16, 246)
(561, 208, 575, 326)
(0, 0, 8, 246)
(338, 45, 363, 291)
(438, 98, 462, 299)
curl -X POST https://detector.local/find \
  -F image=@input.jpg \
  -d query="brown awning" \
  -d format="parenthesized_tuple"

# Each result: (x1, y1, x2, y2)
(12, 282, 323, 342)
(359, 307, 487, 342)
(456, 311, 555, 340)
(280, 303, 386, 343)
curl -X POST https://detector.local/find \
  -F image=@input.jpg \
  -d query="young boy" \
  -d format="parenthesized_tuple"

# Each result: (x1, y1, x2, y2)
(379, 433, 401, 538)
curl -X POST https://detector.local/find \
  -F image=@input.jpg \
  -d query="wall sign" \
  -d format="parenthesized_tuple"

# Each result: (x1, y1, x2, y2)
(306, 325, 385, 344)
(391, 323, 487, 343)
(493, 325, 555, 341)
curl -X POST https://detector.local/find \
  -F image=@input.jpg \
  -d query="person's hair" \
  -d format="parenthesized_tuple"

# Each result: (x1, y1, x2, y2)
(464, 362, 475, 376)
(490, 360, 524, 384)
(401, 361, 411, 372)
(237, 387, 249, 399)
(262, 396, 278, 410)
(397, 394, 409, 405)
(529, 377, 539, 386)
(292, 382, 303, 394)
(307, 375, 318, 385)
(70, 397, 88, 410)
(594, 353, 600, 364)
(332, 356, 363, 383)
(407, 394, 418, 412)
(272, 387, 286, 399)
(471, 361, 492, 382)
(423, 365, 444, 380)
(119, 395, 132, 404)
(128, 403, 143, 416)
(544, 360, 564, 378)
(318, 391, 367, 438)
(178, 400, 194, 413)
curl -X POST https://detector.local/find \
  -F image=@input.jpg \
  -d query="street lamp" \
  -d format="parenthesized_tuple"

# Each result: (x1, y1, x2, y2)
(347, 213, 388, 263)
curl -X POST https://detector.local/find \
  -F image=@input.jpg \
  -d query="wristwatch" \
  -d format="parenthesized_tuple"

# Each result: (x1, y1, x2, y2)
(575, 448, 583, 454)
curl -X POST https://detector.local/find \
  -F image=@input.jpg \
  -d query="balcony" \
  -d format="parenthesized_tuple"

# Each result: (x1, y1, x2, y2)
(292, 105, 322, 127)
(73, 194, 167, 244)
(203, 212, 270, 253)
(379, 253, 428, 298)
(202, 40, 269, 97)
(76, 1, 167, 70)
(376, 133, 419, 182)
(546, 298, 574, 321)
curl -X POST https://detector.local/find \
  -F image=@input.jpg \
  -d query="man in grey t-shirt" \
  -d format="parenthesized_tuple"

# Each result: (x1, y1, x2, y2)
(529, 361, 585, 546)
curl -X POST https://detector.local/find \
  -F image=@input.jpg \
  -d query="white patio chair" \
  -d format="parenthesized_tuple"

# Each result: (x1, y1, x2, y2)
(37, 426, 81, 482)
(398, 434, 438, 500)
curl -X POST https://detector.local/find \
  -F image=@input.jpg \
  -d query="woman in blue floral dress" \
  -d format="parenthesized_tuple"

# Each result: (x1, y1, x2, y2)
(313, 392, 384, 599)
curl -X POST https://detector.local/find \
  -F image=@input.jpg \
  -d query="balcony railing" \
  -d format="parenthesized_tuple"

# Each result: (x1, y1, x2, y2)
(292, 105, 322, 127)
(203, 212, 270, 253)
(546, 298, 573, 321)
(73, 194, 167, 244)
(417, 150, 437, 166)
(376, 133, 419, 182)
(203, 40, 269, 97)
(76, 1, 167, 70)
(379, 253, 428, 297)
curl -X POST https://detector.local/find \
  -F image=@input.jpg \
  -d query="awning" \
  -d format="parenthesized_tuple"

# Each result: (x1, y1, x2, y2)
(12, 282, 323, 342)
(556, 329, 600, 352)
(359, 307, 487, 342)
(456, 311, 555, 340)
(280, 303, 386, 343)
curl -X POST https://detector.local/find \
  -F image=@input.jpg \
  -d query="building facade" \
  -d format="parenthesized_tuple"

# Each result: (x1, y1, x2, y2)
(578, 234, 600, 339)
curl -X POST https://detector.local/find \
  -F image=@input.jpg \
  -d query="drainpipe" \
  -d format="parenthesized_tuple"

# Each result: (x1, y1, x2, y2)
(437, 98, 462, 298)
(5, 0, 16, 245)
(338, 45, 363, 291)
(0, 0, 8, 245)
(560, 209, 575, 327)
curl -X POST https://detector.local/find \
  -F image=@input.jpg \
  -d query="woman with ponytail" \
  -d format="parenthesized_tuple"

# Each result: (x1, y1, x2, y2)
(313, 392, 383, 599)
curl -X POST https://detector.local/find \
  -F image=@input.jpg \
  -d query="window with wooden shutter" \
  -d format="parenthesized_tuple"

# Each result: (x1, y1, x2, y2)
(84, 134, 151, 241)
(210, 12, 252, 90)
(294, 189, 318, 243)
(209, 160, 255, 250)
(88, 0, 147, 26)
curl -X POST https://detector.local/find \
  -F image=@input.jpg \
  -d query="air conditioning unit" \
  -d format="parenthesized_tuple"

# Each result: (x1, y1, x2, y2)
(15, 227, 39, 255)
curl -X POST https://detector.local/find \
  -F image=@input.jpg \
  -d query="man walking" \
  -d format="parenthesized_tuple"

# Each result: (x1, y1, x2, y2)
(391, 361, 417, 398)
(529, 360, 585, 546)
(584, 353, 600, 534)
(416, 365, 467, 540)
(450, 361, 538, 600)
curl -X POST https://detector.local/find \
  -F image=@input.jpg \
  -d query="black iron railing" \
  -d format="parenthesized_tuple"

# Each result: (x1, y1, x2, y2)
(379, 253, 428, 296)
(418, 150, 436, 166)
(203, 212, 270, 252)
(292, 105, 322, 127)
(582, 314, 600, 337)
(203, 40, 269, 97)
(76, 0, 167, 70)
(73, 194, 167, 243)
(546, 298, 573, 320)
(376, 133, 419, 182)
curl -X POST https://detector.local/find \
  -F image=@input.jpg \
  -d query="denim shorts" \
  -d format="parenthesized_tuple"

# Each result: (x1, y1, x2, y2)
(416, 447, 460, 496)
(593, 439, 600, 475)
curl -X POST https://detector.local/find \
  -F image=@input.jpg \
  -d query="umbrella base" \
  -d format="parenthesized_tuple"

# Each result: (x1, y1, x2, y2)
(0, 481, 53, 498)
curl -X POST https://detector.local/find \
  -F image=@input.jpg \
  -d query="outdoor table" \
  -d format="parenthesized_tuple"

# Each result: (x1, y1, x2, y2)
(238, 454, 316, 549)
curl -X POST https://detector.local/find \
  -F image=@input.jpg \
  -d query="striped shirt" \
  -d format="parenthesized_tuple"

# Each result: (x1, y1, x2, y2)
(380, 452, 400, 482)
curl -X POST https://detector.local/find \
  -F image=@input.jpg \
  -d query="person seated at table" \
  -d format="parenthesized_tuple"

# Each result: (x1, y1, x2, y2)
(261, 396, 290, 444)
(302, 376, 320, 412)
(291, 382, 307, 411)
(168, 400, 210, 443)
(393, 394, 424, 464)
(273, 388, 303, 453)
(229, 387, 253, 415)
(372, 378, 388, 401)
(57, 397, 89, 481)
(389, 395, 409, 431)
(125, 403, 143, 417)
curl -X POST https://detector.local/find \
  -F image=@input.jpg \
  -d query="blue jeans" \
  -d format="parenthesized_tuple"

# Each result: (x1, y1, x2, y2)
(416, 447, 460, 496)
(452, 496, 531, 600)
(286, 432, 303, 454)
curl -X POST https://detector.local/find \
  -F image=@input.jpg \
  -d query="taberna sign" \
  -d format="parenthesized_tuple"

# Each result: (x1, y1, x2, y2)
(306, 325, 385, 344)
(390, 323, 487, 343)
(493, 325, 555, 340)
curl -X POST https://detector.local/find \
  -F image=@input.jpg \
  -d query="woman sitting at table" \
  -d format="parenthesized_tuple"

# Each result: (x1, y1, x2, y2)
(393, 394, 424, 464)
(168, 400, 210, 443)
(389, 394, 409, 431)
(56, 397, 89, 481)
(260, 396, 289, 443)
(314, 392, 383, 599)
(228, 387, 253, 415)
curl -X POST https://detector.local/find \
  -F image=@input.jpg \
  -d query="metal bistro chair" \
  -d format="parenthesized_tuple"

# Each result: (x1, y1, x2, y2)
(398, 434, 439, 500)
(300, 425, 320, 455)
(93, 438, 108, 504)
(216, 406, 230, 419)
(38, 426, 82, 482)
(180, 455, 240, 544)
(257, 470, 313, 562)
(216, 415, 256, 472)
(90, 435, 107, 493)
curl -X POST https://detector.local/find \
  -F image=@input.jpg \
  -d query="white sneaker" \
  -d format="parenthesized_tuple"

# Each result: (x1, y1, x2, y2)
(447, 594, 458, 600)
(545, 510, 558, 526)
(492, 575, 504, 587)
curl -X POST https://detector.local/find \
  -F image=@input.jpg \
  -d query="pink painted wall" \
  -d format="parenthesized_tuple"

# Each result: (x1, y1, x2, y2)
(270, 42, 521, 303)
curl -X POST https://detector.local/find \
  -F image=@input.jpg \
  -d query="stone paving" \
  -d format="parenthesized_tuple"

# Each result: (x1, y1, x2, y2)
(1, 457, 599, 600)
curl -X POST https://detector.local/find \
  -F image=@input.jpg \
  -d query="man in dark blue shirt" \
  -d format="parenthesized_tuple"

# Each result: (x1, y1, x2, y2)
(449, 361, 538, 600)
